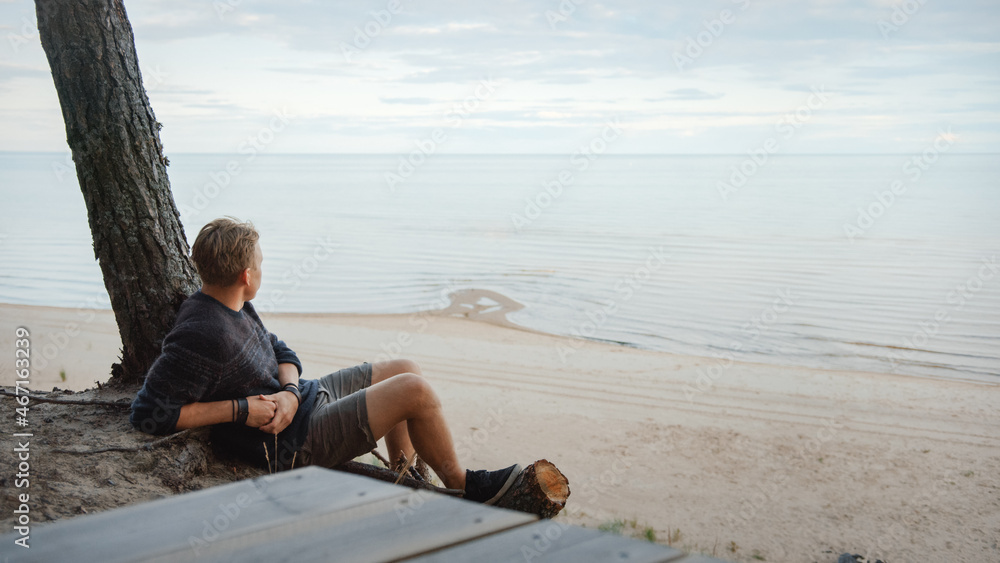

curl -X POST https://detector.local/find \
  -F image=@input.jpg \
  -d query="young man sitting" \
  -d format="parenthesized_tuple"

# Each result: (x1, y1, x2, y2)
(130, 217, 520, 504)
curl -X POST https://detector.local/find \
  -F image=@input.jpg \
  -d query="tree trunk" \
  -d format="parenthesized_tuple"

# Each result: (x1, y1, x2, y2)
(494, 459, 570, 518)
(35, 0, 199, 385)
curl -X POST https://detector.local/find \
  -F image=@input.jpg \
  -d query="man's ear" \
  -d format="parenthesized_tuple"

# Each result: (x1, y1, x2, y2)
(239, 267, 251, 286)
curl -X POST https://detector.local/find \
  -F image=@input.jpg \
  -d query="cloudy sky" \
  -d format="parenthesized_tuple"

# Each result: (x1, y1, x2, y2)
(1, 0, 998, 154)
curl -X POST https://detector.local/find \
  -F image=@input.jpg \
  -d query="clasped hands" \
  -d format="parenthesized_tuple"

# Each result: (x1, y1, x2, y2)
(246, 390, 298, 434)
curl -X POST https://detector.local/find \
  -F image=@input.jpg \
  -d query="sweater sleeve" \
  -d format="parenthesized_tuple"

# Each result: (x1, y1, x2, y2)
(270, 332, 302, 375)
(130, 328, 218, 435)
(246, 301, 302, 375)
(130, 376, 184, 435)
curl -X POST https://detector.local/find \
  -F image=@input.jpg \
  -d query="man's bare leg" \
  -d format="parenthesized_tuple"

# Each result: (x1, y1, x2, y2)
(367, 360, 466, 490)
(371, 360, 418, 465)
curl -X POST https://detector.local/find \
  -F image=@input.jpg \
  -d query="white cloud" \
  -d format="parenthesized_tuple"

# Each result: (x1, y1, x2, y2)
(0, 0, 997, 153)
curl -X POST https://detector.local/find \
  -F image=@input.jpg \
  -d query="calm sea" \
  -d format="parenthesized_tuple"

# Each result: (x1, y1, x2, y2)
(1, 152, 998, 382)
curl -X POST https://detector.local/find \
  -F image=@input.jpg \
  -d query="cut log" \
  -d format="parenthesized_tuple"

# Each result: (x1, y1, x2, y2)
(494, 459, 570, 519)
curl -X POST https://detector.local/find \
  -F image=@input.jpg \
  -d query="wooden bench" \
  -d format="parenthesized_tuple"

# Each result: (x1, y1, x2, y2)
(2, 466, 731, 562)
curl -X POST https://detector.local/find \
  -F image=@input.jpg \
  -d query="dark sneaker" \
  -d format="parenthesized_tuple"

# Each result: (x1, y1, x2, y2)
(464, 463, 522, 505)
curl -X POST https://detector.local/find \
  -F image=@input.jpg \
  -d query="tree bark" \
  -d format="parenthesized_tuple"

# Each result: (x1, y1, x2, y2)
(494, 459, 570, 518)
(35, 0, 199, 385)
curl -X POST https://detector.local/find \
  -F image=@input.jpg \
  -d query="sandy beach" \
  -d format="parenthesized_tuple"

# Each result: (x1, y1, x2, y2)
(1, 301, 998, 562)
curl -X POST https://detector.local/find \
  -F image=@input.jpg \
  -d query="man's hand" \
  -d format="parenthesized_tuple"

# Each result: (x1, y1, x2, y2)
(258, 390, 298, 435)
(246, 394, 278, 428)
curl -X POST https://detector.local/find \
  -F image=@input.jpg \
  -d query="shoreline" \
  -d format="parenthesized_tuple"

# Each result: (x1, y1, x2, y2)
(1, 302, 999, 561)
(2, 297, 996, 392)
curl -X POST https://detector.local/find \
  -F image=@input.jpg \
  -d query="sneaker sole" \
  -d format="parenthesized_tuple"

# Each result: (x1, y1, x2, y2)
(484, 463, 522, 505)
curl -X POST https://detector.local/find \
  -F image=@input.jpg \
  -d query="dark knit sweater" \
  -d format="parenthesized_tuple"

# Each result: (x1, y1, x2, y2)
(130, 291, 318, 470)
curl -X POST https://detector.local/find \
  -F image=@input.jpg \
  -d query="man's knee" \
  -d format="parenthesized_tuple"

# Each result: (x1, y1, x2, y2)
(392, 372, 439, 411)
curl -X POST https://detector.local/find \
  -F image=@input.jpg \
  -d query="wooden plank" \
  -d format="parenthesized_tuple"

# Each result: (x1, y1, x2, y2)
(2, 466, 737, 563)
(182, 490, 536, 562)
(0, 467, 408, 563)
(402, 519, 687, 563)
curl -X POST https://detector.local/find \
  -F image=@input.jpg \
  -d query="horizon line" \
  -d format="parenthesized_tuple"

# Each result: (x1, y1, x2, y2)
(1, 151, 998, 157)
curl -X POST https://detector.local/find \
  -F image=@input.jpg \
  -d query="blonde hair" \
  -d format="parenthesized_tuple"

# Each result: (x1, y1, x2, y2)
(191, 217, 259, 286)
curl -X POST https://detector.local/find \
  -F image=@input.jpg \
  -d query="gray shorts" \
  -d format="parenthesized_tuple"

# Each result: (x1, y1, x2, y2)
(300, 363, 378, 468)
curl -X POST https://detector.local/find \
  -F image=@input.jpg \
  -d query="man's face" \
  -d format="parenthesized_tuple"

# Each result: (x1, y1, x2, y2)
(247, 241, 263, 301)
